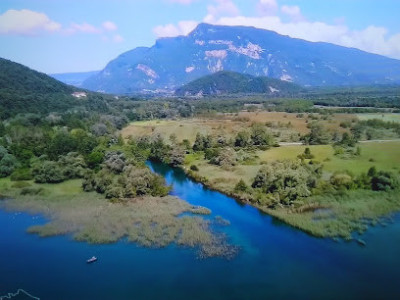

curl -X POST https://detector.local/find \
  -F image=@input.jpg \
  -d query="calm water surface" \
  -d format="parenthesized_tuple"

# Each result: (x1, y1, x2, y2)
(0, 161, 399, 300)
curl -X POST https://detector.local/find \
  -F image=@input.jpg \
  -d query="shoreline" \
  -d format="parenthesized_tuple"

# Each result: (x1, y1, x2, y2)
(172, 162, 400, 240)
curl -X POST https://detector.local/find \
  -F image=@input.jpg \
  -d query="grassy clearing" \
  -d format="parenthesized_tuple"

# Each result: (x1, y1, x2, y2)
(122, 112, 355, 144)
(357, 113, 400, 123)
(186, 142, 400, 189)
(0, 179, 236, 258)
(258, 141, 400, 175)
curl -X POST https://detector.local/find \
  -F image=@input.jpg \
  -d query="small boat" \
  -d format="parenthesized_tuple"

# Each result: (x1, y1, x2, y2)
(356, 239, 367, 247)
(86, 256, 98, 263)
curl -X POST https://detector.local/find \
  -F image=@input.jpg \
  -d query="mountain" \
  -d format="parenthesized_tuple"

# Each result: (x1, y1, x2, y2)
(82, 23, 400, 94)
(175, 71, 302, 96)
(0, 58, 81, 118)
(50, 71, 99, 87)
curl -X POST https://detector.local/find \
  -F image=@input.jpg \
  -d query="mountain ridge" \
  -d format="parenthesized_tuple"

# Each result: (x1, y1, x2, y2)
(82, 23, 400, 94)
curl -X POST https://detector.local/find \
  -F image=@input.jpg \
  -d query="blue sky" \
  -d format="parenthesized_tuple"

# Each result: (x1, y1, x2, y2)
(0, 0, 399, 74)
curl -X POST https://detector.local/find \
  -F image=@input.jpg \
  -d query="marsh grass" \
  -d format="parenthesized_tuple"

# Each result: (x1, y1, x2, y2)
(260, 189, 400, 239)
(0, 179, 235, 258)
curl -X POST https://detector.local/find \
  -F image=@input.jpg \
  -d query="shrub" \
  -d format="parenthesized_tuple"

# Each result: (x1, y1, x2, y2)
(252, 161, 320, 205)
(12, 181, 32, 189)
(190, 165, 199, 171)
(10, 168, 33, 181)
(209, 148, 237, 167)
(168, 147, 185, 167)
(371, 171, 399, 191)
(104, 151, 126, 173)
(330, 172, 356, 190)
(20, 187, 45, 196)
(32, 161, 65, 183)
(86, 151, 104, 169)
(0, 153, 19, 178)
(298, 147, 314, 160)
(234, 179, 248, 193)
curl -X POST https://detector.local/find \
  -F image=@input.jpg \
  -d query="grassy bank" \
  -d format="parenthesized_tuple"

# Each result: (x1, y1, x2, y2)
(0, 178, 237, 258)
(182, 142, 400, 239)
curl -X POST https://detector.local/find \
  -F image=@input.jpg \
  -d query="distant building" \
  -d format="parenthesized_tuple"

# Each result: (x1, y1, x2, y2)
(72, 92, 87, 98)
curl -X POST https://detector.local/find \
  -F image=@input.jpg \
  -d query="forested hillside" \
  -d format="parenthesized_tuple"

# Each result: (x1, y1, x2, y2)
(175, 71, 302, 96)
(0, 58, 79, 118)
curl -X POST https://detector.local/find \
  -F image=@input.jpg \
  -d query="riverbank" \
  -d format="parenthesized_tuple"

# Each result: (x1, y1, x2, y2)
(181, 160, 400, 240)
(0, 178, 236, 258)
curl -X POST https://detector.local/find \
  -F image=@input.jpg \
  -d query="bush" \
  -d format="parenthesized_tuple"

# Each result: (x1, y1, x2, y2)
(32, 161, 65, 183)
(20, 187, 45, 196)
(234, 179, 248, 193)
(252, 161, 321, 205)
(330, 172, 356, 190)
(12, 181, 32, 188)
(86, 151, 104, 169)
(104, 151, 126, 173)
(371, 171, 399, 191)
(168, 147, 185, 167)
(190, 165, 199, 171)
(10, 168, 33, 181)
(209, 148, 237, 167)
(0, 153, 19, 178)
(298, 147, 314, 160)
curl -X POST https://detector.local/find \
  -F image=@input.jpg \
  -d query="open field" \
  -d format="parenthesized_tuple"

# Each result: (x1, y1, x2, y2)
(0, 178, 235, 258)
(258, 141, 400, 175)
(357, 113, 400, 123)
(121, 112, 355, 143)
(186, 141, 400, 188)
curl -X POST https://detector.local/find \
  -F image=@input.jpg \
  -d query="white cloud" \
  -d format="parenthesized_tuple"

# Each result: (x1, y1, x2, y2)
(281, 5, 304, 22)
(102, 21, 118, 32)
(257, 0, 278, 16)
(204, 0, 240, 23)
(153, 20, 198, 38)
(0, 9, 61, 35)
(66, 22, 102, 34)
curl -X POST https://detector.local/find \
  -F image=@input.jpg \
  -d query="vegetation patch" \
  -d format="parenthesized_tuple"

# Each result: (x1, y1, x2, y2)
(0, 179, 236, 259)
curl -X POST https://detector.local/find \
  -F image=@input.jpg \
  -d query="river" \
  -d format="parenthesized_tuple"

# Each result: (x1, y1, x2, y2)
(0, 161, 399, 299)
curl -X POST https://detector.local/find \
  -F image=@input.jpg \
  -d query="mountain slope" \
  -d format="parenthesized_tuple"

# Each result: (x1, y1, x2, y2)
(82, 23, 400, 94)
(175, 71, 302, 96)
(0, 58, 80, 118)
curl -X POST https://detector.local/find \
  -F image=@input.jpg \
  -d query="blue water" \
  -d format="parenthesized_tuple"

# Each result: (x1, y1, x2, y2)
(1, 162, 400, 300)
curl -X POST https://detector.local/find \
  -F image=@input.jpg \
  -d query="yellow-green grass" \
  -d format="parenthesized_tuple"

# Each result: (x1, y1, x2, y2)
(121, 118, 241, 143)
(357, 113, 400, 123)
(0, 179, 235, 258)
(121, 112, 355, 145)
(258, 141, 400, 175)
(185, 141, 400, 193)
